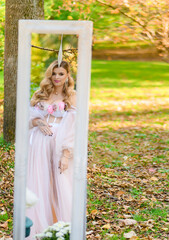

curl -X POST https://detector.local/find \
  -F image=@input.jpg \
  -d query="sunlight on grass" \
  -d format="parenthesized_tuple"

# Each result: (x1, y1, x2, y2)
(91, 60, 169, 89)
(89, 60, 169, 132)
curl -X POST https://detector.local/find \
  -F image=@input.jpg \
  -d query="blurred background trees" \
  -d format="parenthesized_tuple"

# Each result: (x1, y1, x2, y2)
(3, 0, 44, 142)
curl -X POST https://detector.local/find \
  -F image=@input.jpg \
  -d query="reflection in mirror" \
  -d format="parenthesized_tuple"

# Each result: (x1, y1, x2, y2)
(26, 34, 78, 239)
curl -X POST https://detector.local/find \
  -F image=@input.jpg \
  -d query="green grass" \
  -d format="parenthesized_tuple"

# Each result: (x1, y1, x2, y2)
(0, 134, 14, 151)
(91, 60, 169, 90)
(0, 212, 8, 221)
(141, 207, 168, 220)
(87, 60, 169, 238)
(130, 187, 143, 198)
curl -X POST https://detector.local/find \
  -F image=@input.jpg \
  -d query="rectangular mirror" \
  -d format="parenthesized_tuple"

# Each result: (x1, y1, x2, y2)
(13, 20, 93, 240)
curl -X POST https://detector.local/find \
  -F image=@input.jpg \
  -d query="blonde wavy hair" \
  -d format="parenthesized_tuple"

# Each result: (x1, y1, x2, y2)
(31, 60, 75, 110)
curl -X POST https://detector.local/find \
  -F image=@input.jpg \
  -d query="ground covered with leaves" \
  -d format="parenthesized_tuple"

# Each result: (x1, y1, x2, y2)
(0, 60, 169, 239)
(86, 60, 169, 239)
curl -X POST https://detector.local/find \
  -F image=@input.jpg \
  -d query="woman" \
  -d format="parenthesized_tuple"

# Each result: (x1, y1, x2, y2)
(26, 60, 76, 239)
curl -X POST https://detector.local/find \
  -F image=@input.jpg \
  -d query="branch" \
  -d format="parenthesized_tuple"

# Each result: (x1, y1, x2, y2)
(31, 45, 78, 53)
(95, 0, 155, 43)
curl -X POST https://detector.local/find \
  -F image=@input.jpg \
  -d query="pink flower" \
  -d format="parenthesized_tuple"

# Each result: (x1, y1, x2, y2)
(58, 101, 65, 111)
(47, 105, 54, 114)
(52, 104, 57, 111)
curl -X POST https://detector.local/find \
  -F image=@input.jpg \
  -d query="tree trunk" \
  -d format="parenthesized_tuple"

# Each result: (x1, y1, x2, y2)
(3, 0, 44, 143)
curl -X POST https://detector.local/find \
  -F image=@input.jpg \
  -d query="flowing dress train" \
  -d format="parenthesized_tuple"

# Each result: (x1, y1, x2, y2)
(25, 105, 76, 239)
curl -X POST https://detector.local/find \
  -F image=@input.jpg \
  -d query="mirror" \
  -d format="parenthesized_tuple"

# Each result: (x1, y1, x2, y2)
(13, 20, 93, 240)
(26, 33, 78, 239)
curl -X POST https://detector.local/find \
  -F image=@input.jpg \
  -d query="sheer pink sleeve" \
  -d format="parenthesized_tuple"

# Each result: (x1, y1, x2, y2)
(55, 106, 76, 157)
(29, 105, 44, 129)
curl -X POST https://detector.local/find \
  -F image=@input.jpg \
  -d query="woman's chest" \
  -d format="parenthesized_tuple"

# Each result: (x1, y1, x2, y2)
(36, 100, 65, 111)
(35, 100, 66, 119)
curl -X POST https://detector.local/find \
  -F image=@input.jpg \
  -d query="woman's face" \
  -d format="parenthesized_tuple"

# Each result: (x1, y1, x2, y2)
(51, 67, 68, 87)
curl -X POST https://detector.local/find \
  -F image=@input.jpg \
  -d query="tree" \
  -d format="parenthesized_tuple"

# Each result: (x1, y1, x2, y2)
(74, 0, 169, 62)
(95, 0, 169, 62)
(51, 0, 169, 61)
(3, 0, 44, 142)
(0, 0, 5, 71)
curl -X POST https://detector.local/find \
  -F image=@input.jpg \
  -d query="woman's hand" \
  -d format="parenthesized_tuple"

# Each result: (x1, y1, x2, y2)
(59, 156, 69, 174)
(36, 119, 53, 136)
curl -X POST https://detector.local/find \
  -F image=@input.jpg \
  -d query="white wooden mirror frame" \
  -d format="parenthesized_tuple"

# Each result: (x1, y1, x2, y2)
(13, 20, 93, 240)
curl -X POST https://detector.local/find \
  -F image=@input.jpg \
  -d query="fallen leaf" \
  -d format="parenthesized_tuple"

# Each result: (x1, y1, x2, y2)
(123, 205, 130, 210)
(91, 209, 97, 215)
(116, 190, 125, 197)
(0, 210, 6, 215)
(124, 231, 137, 238)
(150, 176, 158, 181)
(0, 221, 8, 229)
(123, 214, 132, 218)
(86, 230, 93, 235)
(123, 219, 137, 226)
(151, 196, 157, 201)
(140, 196, 148, 201)
(102, 223, 111, 229)
(119, 218, 137, 226)
(161, 227, 168, 231)
(130, 237, 139, 240)
(126, 195, 134, 201)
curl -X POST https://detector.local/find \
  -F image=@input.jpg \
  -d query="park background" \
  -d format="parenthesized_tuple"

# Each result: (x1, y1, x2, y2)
(0, 0, 169, 239)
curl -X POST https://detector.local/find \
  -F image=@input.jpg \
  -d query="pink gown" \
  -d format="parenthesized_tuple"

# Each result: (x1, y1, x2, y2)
(25, 101, 76, 239)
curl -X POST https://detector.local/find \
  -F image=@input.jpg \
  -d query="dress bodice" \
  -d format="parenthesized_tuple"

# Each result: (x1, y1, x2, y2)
(34, 101, 76, 118)
(35, 101, 66, 118)
(29, 100, 77, 142)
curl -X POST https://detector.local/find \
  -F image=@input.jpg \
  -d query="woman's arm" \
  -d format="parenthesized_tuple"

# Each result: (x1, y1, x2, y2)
(62, 149, 72, 158)
(32, 118, 53, 136)
(59, 149, 72, 174)
(29, 117, 43, 128)
(61, 92, 76, 157)
(59, 92, 76, 173)
(32, 118, 41, 127)
(32, 118, 51, 128)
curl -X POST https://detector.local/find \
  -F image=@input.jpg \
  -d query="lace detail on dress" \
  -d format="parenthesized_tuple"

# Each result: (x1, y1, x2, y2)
(35, 101, 66, 111)
(34, 101, 66, 118)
